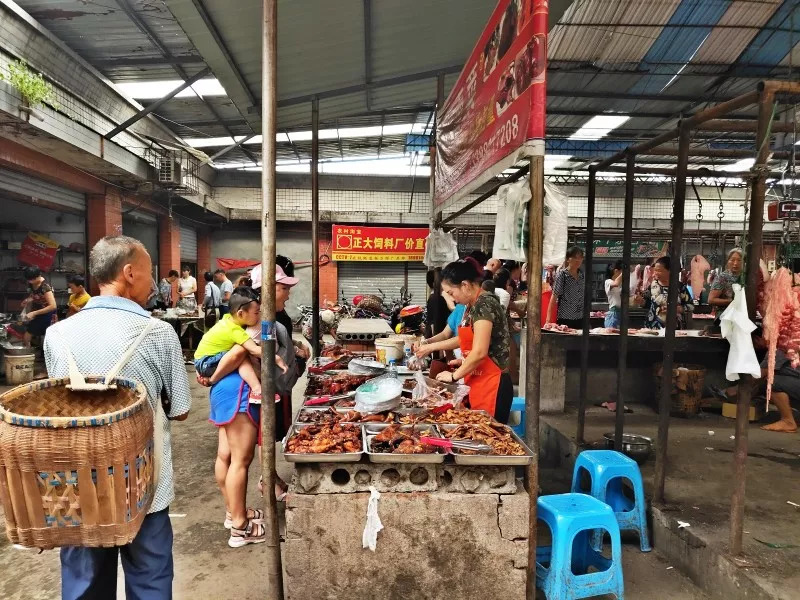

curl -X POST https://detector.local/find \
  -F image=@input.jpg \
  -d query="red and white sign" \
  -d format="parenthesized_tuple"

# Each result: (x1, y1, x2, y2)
(331, 225, 427, 261)
(435, 0, 548, 209)
(17, 232, 59, 271)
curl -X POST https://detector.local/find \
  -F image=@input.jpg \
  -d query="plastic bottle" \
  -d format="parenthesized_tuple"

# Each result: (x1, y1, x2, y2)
(387, 360, 398, 379)
(404, 346, 413, 366)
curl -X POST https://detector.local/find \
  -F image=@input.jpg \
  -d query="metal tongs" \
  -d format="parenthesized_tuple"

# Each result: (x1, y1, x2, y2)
(304, 391, 356, 406)
(419, 436, 491, 453)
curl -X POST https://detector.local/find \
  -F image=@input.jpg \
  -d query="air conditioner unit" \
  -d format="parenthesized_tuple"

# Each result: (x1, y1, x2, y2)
(158, 153, 182, 186)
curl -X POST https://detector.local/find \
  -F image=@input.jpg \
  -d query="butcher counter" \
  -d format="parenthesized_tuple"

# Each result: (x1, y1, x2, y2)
(519, 331, 729, 412)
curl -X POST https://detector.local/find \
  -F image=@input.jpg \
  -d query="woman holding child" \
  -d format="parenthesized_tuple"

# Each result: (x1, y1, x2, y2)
(199, 264, 307, 548)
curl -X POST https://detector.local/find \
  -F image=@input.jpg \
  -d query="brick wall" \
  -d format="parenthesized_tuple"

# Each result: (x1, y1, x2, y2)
(319, 233, 337, 304)
(86, 188, 123, 294)
(158, 217, 181, 305)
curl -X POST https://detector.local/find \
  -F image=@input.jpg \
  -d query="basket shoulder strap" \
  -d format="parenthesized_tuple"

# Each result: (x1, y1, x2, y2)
(103, 319, 156, 385)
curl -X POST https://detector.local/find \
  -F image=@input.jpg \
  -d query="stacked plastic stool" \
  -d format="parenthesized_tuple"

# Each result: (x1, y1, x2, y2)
(510, 396, 526, 437)
(536, 493, 625, 600)
(571, 450, 651, 552)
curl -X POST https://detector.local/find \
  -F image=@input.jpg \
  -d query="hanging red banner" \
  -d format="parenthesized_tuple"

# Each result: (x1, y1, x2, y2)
(216, 258, 261, 271)
(435, 0, 548, 209)
(331, 225, 428, 261)
(17, 232, 59, 271)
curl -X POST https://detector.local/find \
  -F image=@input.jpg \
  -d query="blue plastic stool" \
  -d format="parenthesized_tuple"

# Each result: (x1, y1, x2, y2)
(571, 450, 651, 552)
(536, 493, 625, 600)
(510, 396, 526, 437)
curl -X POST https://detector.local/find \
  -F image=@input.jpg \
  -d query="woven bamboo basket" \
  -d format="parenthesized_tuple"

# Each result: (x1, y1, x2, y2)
(653, 363, 707, 418)
(0, 376, 154, 549)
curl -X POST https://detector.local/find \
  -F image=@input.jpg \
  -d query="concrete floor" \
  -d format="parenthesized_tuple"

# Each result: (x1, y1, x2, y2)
(542, 404, 800, 600)
(0, 372, 708, 599)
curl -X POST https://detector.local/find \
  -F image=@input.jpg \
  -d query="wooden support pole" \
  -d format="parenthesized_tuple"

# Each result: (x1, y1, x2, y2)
(525, 153, 544, 600)
(311, 97, 321, 357)
(260, 0, 283, 596)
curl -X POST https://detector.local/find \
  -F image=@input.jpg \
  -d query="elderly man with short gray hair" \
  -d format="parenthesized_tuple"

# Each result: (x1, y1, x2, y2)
(44, 235, 191, 600)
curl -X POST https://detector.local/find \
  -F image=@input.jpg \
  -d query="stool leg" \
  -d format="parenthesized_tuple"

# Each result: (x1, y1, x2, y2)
(633, 476, 652, 552)
(590, 478, 607, 552)
(570, 465, 585, 494)
(611, 526, 625, 600)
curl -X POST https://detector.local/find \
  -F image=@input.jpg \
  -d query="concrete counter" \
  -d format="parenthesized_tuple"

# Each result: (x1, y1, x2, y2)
(284, 483, 528, 600)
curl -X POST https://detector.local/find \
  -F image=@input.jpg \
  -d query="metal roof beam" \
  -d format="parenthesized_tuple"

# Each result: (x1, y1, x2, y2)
(272, 64, 463, 109)
(164, 0, 259, 127)
(93, 55, 204, 67)
(547, 89, 734, 103)
(106, 67, 211, 139)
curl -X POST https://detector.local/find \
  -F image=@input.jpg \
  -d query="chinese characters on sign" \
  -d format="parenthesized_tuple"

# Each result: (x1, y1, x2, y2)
(586, 240, 667, 259)
(331, 225, 428, 261)
(17, 232, 59, 271)
(435, 0, 548, 209)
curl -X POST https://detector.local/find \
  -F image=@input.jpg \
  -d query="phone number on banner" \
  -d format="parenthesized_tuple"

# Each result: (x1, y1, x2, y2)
(474, 114, 520, 167)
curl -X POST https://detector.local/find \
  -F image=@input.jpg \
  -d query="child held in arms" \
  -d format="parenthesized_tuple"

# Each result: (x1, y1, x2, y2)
(194, 287, 286, 402)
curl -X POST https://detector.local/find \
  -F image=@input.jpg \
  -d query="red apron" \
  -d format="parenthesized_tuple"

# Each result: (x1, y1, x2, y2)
(458, 323, 502, 417)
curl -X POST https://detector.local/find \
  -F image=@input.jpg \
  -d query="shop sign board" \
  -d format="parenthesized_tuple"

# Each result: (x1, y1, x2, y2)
(434, 0, 548, 209)
(331, 225, 428, 261)
(18, 231, 59, 271)
(586, 239, 667, 259)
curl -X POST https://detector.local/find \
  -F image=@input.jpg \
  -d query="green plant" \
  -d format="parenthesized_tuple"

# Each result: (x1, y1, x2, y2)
(0, 60, 57, 109)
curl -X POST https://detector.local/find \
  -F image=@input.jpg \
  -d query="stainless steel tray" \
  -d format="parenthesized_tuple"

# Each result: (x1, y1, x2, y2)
(402, 409, 495, 425)
(295, 407, 342, 425)
(364, 423, 446, 464)
(438, 424, 534, 466)
(282, 423, 364, 463)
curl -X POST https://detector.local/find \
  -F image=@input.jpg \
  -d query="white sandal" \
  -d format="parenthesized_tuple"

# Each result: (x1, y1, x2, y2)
(224, 508, 264, 530)
(228, 518, 266, 548)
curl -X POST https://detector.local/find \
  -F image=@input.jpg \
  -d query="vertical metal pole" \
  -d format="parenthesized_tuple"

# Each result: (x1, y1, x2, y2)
(653, 125, 690, 504)
(730, 90, 774, 556)
(428, 74, 446, 332)
(615, 152, 635, 449)
(311, 97, 321, 357)
(525, 154, 544, 600)
(260, 0, 283, 596)
(577, 167, 596, 443)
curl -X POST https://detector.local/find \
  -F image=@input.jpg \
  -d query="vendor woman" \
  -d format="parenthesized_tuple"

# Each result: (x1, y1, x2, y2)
(640, 256, 691, 329)
(416, 259, 513, 423)
(708, 248, 743, 313)
(547, 246, 585, 329)
(604, 260, 624, 328)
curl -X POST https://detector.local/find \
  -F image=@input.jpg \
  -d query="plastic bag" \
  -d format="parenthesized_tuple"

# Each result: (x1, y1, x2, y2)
(424, 228, 459, 268)
(720, 284, 760, 381)
(542, 180, 569, 267)
(354, 374, 402, 414)
(410, 371, 469, 407)
(362, 486, 383, 552)
(492, 178, 530, 262)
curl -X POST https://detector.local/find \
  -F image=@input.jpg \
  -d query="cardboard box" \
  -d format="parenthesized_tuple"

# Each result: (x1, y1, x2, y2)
(722, 401, 763, 422)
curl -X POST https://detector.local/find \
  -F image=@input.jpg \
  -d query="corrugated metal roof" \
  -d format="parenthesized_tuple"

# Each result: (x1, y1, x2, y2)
(691, 0, 779, 65)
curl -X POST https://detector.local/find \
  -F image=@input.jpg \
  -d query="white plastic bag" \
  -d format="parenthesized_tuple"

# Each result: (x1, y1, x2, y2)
(410, 371, 469, 407)
(542, 180, 569, 267)
(362, 486, 384, 552)
(354, 374, 402, 413)
(492, 178, 530, 262)
(424, 228, 459, 268)
(720, 284, 761, 381)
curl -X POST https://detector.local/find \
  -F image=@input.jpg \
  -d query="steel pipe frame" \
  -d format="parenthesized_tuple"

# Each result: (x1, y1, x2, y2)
(729, 88, 776, 557)
(614, 153, 635, 449)
(577, 168, 595, 444)
(260, 0, 283, 596)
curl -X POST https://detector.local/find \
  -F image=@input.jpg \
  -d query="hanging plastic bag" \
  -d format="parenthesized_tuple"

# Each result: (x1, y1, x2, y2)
(354, 374, 402, 414)
(542, 180, 569, 267)
(720, 284, 761, 381)
(492, 178, 530, 262)
(362, 486, 384, 552)
(410, 371, 470, 407)
(424, 228, 459, 268)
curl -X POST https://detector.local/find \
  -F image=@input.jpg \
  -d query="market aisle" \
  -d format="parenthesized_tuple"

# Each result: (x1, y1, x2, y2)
(0, 374, 706, 600)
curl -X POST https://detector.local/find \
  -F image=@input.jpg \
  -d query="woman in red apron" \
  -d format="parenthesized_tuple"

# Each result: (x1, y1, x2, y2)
(426, 259, 513, 423)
